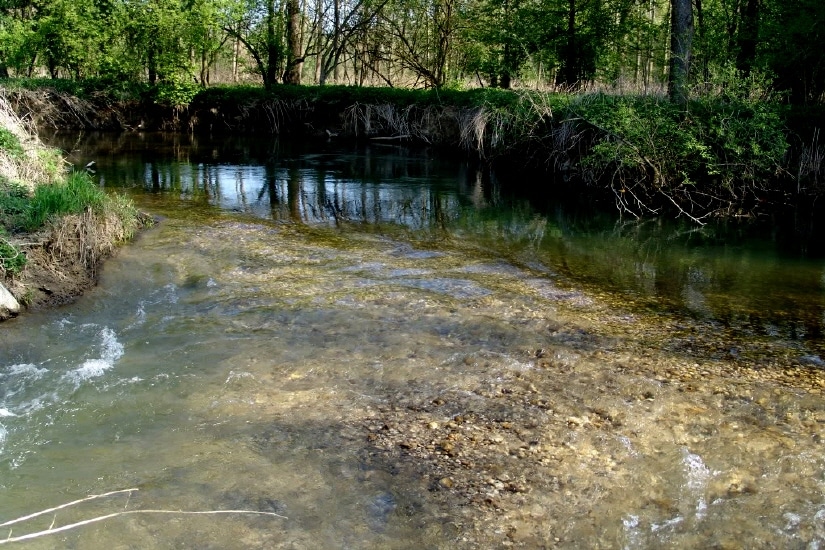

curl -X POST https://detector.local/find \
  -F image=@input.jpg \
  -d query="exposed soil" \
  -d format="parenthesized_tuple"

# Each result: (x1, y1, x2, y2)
(5, 237, 97, 309)
(3, 210, 152, 315)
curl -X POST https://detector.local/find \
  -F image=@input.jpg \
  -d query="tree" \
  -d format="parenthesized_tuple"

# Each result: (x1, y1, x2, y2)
(763, 0, 825, 104)
(223, 0, 287, 89)
(668, 0, 693, 105)
(283, 0, 303, 83)
(735, 0, 758, 75)
(379, 0, 460, 87)
(464, 0, 538, 89)
(31, 0, 103, 78)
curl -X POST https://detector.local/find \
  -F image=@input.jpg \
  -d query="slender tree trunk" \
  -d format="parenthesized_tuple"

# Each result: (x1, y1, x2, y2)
(332, 0, 341, 83)
(313, 0, 323, 83)
(200, 48, 208, 86)
(233, 34, 240, 82)
(148, 46, 157, 85)
(736, 0, 759, 75)
(265, 0, 280, 89)
(668, 0, 693, 106)
(284, 0, 302, 83)
(694, 0, 707, 84)
(557, 0, 577, 87)
(500, 44, 512, 89)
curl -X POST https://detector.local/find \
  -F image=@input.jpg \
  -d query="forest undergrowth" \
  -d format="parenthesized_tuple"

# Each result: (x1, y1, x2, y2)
(3, 76, 824, 222)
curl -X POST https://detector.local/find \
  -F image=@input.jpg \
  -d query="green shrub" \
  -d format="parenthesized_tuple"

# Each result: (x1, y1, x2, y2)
(567, 88, 788, 216)
(0, 180, 30, 230)
(0, 232, 26, 275)
(153, 77, 202, 107)
(0, 127, 24, 158)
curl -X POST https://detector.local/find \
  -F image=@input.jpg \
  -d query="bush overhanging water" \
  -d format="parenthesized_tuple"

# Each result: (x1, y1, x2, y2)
(3, 77, 822, 221)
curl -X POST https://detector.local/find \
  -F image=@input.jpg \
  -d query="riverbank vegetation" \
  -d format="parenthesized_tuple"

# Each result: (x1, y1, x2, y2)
(1, 0, 823, 220)
(5, 78, 818, 221)
(0, 96, 146, 316)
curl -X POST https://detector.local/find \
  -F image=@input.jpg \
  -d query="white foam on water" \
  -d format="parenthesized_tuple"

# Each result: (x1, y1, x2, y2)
(63, 327, 124, 385)
(5, 363, 48, 378)
(72, 359, 112, 380)
(682, 449, 717, 523)
(683, 449, 714, 492)
(1, 364, 50, 409)
(225, 371, 256, 384)
(126, 302, 147, 329)
(55, 317, 74, 329)
(695, 497, 708, 521)
(651, 516, 684, 532)
(14, 392, 59, 415)
(622, 514, 642, 549)
(163, 283, 179, 304)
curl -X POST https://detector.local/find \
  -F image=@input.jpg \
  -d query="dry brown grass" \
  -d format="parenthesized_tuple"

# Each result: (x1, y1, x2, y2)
(0, 94, 63, 191)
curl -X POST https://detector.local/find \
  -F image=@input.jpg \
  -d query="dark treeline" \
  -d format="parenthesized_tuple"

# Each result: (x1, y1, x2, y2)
(0, 0, 823, 104)
(1, 0, 824, 223)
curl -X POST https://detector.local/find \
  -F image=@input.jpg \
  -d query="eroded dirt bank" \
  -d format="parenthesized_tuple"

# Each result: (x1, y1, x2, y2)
(3, 208, 152, 316)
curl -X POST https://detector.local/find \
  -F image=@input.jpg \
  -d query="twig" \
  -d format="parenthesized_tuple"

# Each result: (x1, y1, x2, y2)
(0, 489, 138, 528)
(370, 135, 411, 141)
(0, 509, 287, 545)
(657, 189, 710, 225)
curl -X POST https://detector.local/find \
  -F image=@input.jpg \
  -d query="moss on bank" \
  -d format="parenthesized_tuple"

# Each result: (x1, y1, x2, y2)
(2, 78, 824, 221)
(0, 94, 148, 318)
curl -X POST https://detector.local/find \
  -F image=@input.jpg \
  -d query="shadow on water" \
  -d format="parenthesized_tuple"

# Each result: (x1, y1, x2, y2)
(46, 130, 825, 354)
(6, 132, 825, 547)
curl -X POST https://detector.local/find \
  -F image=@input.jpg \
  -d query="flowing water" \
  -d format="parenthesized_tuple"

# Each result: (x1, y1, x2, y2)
(1, 132, 825, 548)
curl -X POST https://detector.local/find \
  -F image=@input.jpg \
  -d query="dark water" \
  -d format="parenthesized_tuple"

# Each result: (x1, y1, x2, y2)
(57, 131, 825, 353)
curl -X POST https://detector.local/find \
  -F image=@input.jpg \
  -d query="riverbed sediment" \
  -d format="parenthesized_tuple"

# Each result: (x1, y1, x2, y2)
(2, 92, 825, 547)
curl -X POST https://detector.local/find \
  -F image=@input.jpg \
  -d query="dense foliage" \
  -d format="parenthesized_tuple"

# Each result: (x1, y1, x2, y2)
(1, 0, 822, 222)
(0, 0, 822, 104)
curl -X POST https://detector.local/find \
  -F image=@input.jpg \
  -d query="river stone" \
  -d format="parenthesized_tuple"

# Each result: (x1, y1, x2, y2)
(0, 282, 20, 320)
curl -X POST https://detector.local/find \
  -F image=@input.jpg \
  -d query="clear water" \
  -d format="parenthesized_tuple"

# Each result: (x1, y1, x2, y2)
(0, 132, 823, 548)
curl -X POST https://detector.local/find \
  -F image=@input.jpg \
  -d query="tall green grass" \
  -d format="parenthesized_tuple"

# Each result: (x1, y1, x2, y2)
(23, 172, 110, 230)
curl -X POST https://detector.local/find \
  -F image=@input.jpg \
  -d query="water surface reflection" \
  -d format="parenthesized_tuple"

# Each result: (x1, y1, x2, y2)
(52, 131, 825, 353)
(0, 132, 822, 547)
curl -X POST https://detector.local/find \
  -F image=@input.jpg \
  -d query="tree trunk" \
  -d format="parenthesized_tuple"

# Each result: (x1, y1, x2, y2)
(233, 35, 240, 83)
(332, 0, 341, 83)
(557, 0, 578, 87)
(736, 0, 759, 75)
(313, 0, 323, 84)
(148, 46, 157, 85)
(668, 0, 693, 106)
(284, 0, 302, 84)
(265, 0, 280, 89)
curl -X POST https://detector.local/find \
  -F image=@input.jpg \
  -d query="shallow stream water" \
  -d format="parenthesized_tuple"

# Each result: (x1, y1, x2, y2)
(1, 133, 825, 548)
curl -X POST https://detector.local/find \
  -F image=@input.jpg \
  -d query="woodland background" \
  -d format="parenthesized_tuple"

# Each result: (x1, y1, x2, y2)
(0, 0, 821, 105)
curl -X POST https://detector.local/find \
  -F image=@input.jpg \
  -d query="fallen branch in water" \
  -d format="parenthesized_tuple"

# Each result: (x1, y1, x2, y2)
(0, 488, 287, 545)
(0, 489, 138, 528)
(370, 135, 411, 141)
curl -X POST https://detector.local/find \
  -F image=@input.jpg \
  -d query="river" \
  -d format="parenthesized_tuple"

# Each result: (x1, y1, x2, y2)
(1, 132, 824, 548)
